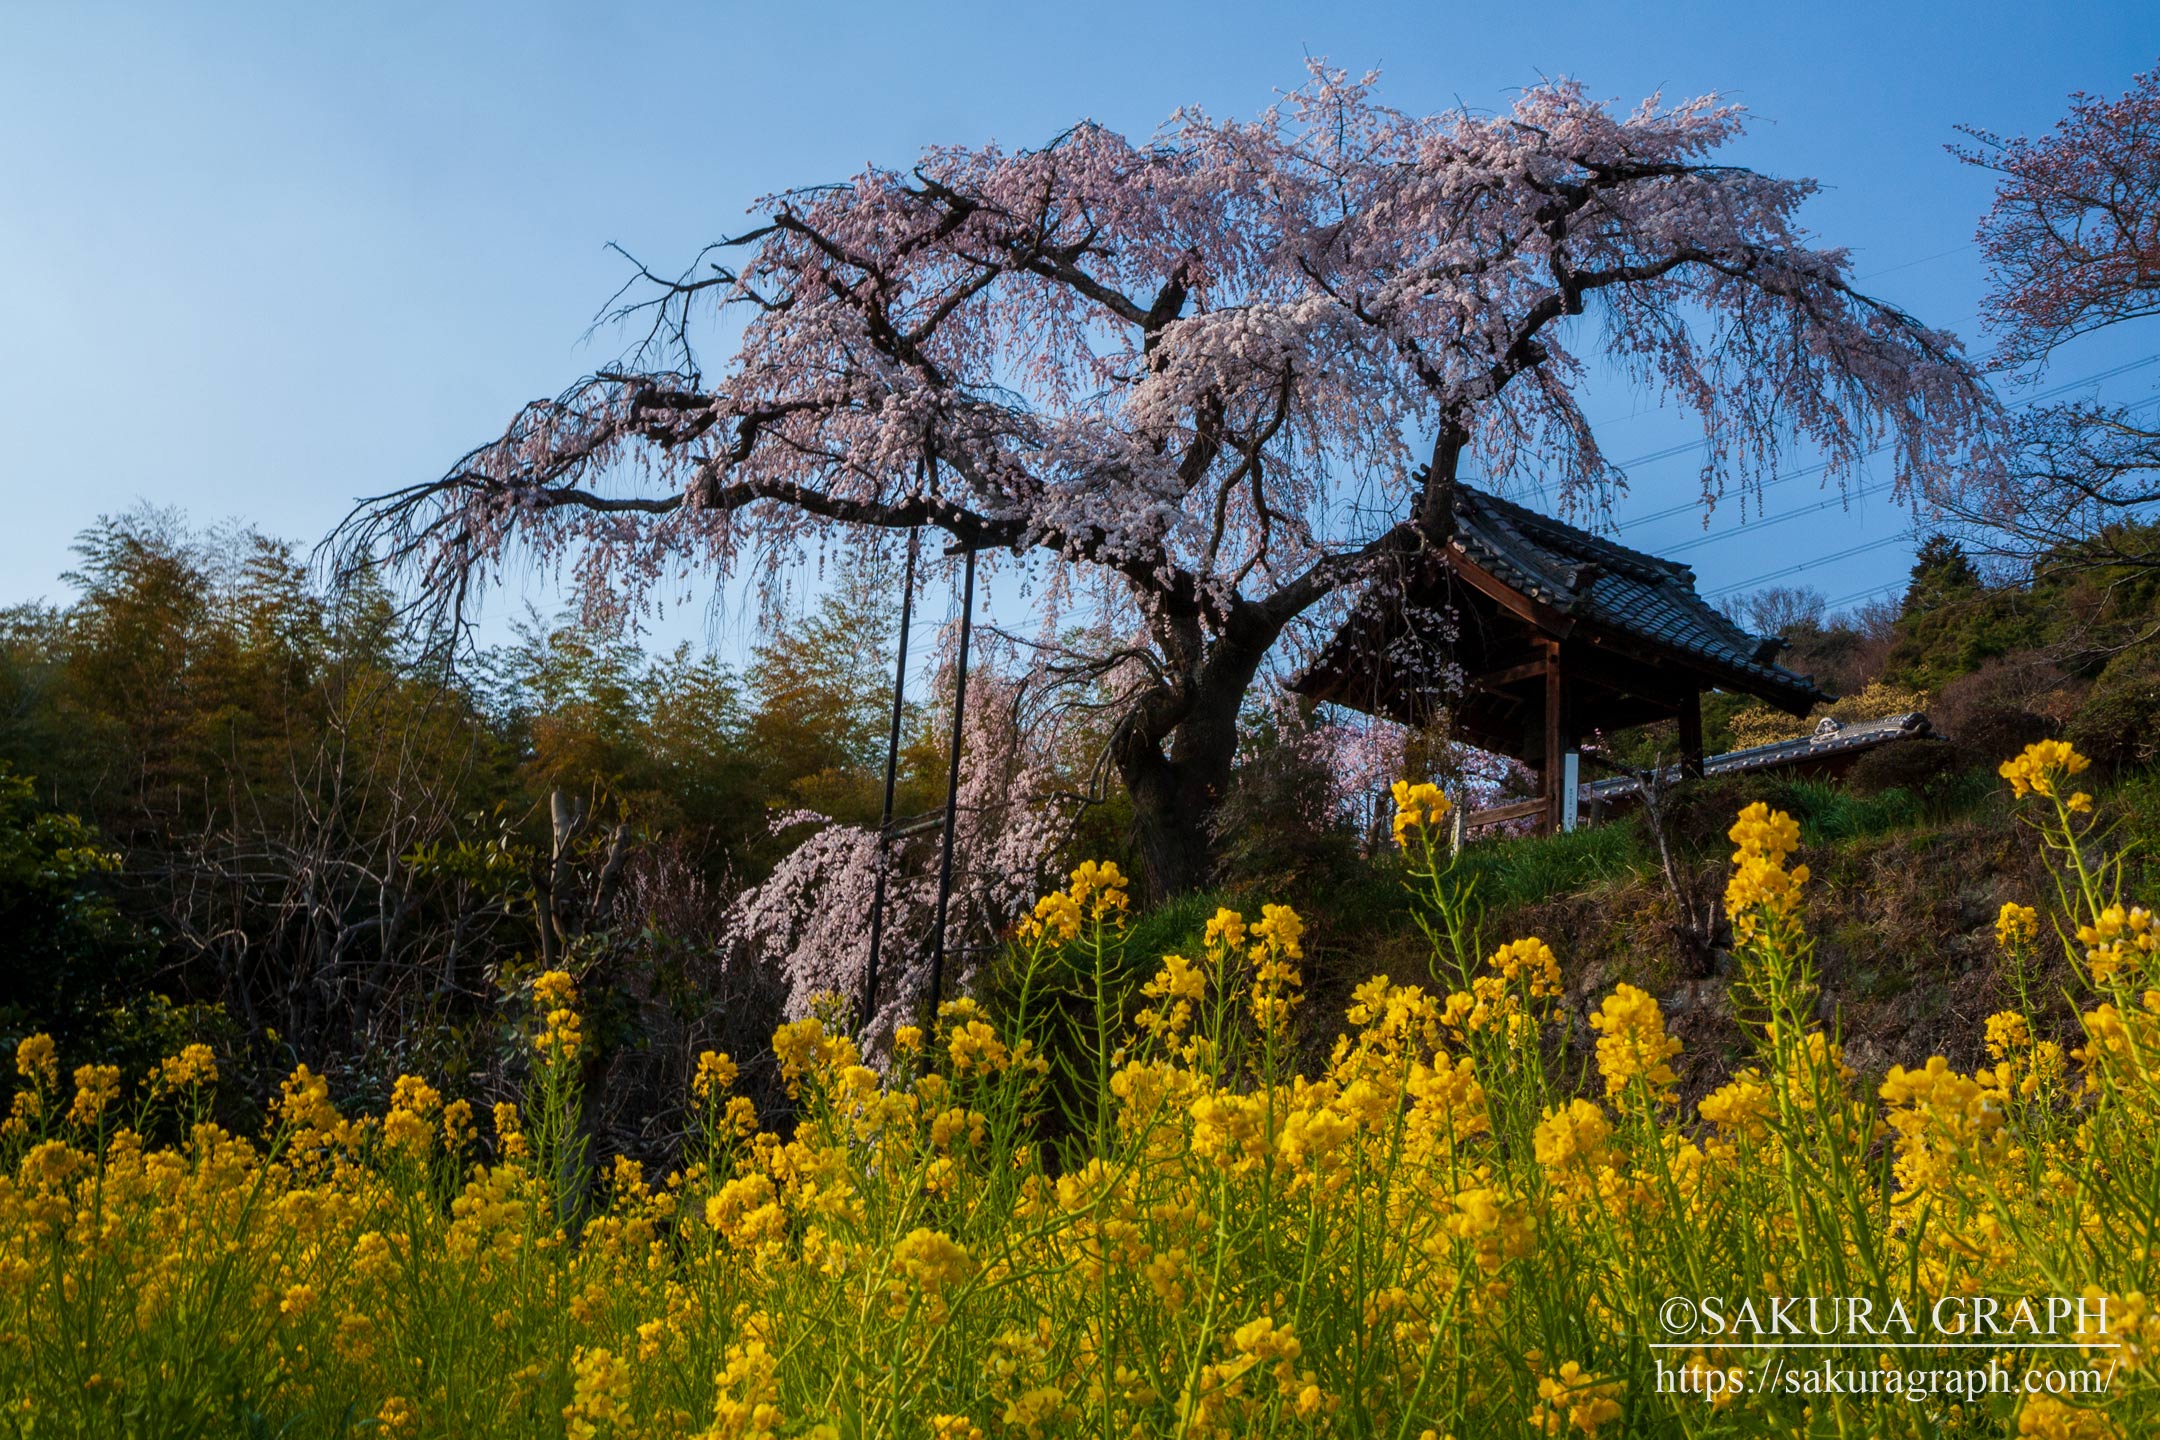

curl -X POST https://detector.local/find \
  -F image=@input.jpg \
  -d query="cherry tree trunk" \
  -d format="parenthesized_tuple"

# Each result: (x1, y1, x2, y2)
(1115, 670, 1248, 901)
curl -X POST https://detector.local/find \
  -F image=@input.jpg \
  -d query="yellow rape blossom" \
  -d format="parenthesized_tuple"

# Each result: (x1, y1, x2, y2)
(1533, 1099, 1611, 1201)
(563, 1346, 635, 1440)
(2078, 904, 2158, 985)
(534, 970, 583, 1063)
(7, 790, 2160, 1438)
(2016, 1393, 2119, 1438)
(1530, 1361, 1623, 1436)
(1488, 937, 1562, 997)
(1202, 907, 1247, 953)
(1588, 984, 1681, 1110)
(14, 1033, 58, 1088)
(1017, 860, 1128, 942)
(693, 1050, 739, 1101)
(1391, 779, 1452, 848)
(1725, 802, 1809, 942)
(1999, 738, 2091, 800)
(67, 1064, 119, 1127)
(155, 1043, 217, 1092)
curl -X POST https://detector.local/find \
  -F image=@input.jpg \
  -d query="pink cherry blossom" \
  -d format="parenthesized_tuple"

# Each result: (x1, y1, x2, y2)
(347, 64, 2000, 895)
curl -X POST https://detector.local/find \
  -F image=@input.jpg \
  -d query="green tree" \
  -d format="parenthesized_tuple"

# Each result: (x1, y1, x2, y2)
(1883, 534, 2039, 690)
(0, 765, 152, 1050)
(745, 569, 918, 828)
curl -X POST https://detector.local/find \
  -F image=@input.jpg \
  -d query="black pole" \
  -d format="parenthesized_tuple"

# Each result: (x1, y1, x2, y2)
(856, 522, 920, 1034)
(926, 543, 976, 1016)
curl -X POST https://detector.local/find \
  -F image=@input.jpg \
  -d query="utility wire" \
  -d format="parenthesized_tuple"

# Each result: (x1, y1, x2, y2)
(1854, 242, 1975, 281)
(1661, 477, 1898, 557)
(1703, 533, 1916, 600)
(1702, 388, 2160, 601)
(1538, 241, 1975, 475)
(1526, 350, 2160, 520)
(1823, 579, 1908, 611)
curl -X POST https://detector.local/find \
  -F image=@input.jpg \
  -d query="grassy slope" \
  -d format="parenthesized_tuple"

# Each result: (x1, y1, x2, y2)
(1124, 767, 2160, 1108)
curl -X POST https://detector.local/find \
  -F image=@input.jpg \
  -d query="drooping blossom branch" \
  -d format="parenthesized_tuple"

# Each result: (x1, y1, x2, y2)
(1951, 63, 2160, 574)
(728, 664, 1074, 1048)
(343, 64, 1999, 893)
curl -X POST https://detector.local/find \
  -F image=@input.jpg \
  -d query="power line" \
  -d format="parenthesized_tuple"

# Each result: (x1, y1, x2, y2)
(1703, 532, 1916, 600)
(1823, 579, 1908, 611)
(1668, 388, 2160, 560)
(1661, 477, 1897, 557)
(1855, 242, 1975, 281)
(1526, 349, 2160, 519)
(1703, 389, 2160, 602)
(1505, 351, 2160, 616)
(1548, 244, 1973, 459)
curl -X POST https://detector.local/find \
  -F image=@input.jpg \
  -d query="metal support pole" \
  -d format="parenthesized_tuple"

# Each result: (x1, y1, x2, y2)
(856, 522, 920, 1035)
(926, 544, 976, 1016)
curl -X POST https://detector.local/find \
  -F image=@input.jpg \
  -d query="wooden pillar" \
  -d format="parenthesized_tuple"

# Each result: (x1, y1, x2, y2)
(1678, 688, 1706, 780)
(1542, 641, 1573, 834)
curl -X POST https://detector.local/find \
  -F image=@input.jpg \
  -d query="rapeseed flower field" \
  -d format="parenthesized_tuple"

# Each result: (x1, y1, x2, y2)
(0, 744, 2150, 1437)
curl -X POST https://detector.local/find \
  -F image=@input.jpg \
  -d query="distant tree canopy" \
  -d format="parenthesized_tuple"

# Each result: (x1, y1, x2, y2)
(1710, 524, 2160, 758)
(1614, 519, 2160, 769)
(1882, 535, 2027, 691)
(0, 511, 969, 1122)
(1739, 585, 1829, 639)
(12, 499, 2160, 1138)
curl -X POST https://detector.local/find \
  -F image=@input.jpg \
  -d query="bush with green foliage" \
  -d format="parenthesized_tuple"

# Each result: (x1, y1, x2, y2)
(0, 765, 153, 1054)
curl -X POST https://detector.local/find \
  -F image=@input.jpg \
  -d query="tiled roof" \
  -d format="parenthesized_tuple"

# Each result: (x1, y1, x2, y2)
(1451, 487, 1830, 710)
(1580, 712, 1935, 801)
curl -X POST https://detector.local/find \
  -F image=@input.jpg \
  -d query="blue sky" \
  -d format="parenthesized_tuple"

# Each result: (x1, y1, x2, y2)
(2, 1, 2155, 653)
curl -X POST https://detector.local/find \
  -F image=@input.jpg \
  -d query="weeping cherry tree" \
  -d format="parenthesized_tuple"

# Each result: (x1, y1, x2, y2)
(343, 67, 1999, 897)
